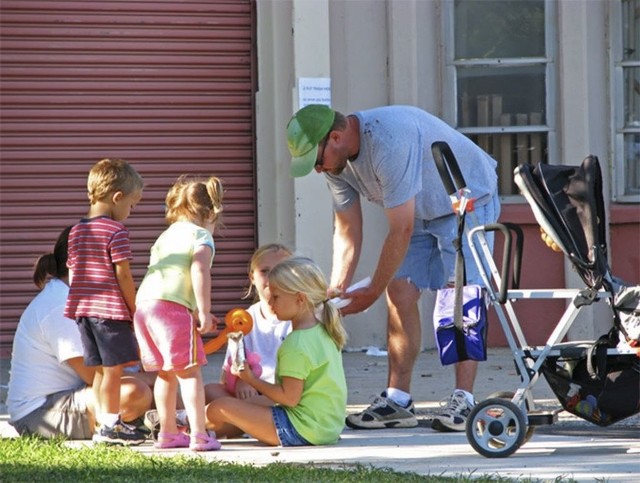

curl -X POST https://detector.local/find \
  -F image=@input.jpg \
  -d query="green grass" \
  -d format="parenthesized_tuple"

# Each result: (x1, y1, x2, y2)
(0, 436, 571, 483)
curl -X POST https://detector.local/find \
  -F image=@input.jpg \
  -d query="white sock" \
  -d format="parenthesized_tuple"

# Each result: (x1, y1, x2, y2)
(455, 389, 475, 405)
(386, 388, 411, 407)
(100, 412, 119, 427)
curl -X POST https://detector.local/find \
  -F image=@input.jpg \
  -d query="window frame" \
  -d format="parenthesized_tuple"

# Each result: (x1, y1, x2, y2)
(442, 0, 557, 203)
(611, 0, 640, 203)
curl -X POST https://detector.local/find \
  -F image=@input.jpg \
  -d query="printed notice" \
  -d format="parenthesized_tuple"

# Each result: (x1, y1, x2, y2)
(298, 77, 331, 108)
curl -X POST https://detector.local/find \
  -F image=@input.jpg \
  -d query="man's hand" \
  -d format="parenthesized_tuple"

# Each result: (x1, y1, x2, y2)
(339, 286, 378, 315)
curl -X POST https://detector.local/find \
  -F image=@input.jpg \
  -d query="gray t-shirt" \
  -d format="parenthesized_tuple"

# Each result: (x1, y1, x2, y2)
(326, 106, 498, 220)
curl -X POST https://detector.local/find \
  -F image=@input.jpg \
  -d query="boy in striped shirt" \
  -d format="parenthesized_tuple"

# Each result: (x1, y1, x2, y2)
(64, 158, 147, 445)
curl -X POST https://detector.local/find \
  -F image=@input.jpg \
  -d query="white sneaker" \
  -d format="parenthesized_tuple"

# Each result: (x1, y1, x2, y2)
(431, 390, 475, 432)
(345, 391, 418, 429)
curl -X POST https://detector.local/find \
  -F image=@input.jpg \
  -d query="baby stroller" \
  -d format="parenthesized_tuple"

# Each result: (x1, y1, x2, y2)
(431, 142, 640, 458)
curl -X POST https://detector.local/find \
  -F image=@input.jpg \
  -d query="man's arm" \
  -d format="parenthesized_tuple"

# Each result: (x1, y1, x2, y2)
(65, 356, 95, 385)
(341, 197, 415, 315)
(67, 357, 156, 388)
(330, 198, 363, 292)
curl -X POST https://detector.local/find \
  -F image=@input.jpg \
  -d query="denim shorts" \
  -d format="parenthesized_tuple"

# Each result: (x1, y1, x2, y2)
(395, 192, 501, 290)
(271, 406, 311, 447)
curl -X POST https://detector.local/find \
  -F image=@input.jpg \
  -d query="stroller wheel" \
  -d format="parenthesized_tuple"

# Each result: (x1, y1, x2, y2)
(486, 391, 536, 444)
(466, 398, 527, 458)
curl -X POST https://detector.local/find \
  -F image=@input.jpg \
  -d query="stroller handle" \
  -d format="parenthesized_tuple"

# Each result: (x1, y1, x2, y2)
(431, 141, 467, 196)
(482, 223, 524, 304)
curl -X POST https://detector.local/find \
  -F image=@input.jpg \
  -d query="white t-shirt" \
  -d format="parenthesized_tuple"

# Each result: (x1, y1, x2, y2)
(222, 302, 292, 383)
(7, 279, 86, 422)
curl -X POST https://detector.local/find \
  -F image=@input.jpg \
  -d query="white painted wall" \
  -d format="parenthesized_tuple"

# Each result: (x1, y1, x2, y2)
(556, 0, 612, 340)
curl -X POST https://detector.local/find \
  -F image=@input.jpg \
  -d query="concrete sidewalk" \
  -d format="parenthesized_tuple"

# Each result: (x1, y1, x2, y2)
(2, 348, 639, 481)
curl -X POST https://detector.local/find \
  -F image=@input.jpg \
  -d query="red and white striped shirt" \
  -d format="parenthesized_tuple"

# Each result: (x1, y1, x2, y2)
(64, 216, 133, 321)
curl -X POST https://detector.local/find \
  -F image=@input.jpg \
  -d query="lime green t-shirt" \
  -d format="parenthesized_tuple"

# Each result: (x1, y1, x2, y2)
(276, 323, 347, 445)
(136, 221, 214, 311)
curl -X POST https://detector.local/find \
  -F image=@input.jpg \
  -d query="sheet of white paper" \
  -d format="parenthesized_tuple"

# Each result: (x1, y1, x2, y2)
(365, 346, 388, 357)
(298, 77, 331, 108)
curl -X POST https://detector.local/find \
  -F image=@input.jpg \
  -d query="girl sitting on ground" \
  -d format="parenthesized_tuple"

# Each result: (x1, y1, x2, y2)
(204, 243, 293, 408)
(205, 256, 348, 446)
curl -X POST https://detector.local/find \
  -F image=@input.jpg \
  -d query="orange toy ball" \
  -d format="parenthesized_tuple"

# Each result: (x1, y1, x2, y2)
(225, 308, 253, 334)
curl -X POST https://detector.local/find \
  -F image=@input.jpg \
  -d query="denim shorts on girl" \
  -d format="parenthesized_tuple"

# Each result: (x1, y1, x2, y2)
(271, 405, 311, 447)
(395, 191, 500, 289)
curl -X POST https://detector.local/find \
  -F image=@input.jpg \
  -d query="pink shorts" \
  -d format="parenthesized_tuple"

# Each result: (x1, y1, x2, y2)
(134, 300, 207, 372)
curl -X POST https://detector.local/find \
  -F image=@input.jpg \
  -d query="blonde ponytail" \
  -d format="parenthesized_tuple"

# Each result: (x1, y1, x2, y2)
(165, 175, 224, 227)
(268, 256, 348, 350)
(321, 300, 347, 350)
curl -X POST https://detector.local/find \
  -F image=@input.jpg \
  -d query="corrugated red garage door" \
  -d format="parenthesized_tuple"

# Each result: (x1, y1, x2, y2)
(0, 0, 256, 356)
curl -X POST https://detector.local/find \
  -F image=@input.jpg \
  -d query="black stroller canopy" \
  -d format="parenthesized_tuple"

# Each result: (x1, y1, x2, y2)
(514, 155, 609, 289)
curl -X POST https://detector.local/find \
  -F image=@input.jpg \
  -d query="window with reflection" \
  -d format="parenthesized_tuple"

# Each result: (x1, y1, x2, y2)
(619, 0, 640, 199)
(450, 0, 549, 196)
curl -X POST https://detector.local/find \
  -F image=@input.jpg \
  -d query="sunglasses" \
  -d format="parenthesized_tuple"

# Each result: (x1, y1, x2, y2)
(315, 137, 328, 168)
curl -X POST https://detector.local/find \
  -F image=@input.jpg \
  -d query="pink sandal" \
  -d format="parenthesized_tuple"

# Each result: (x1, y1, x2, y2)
(190, 431, 221, 451)
(154, 431, 190, 449)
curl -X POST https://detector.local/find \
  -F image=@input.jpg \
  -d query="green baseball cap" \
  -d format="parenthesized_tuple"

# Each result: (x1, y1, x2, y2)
(286, 104, 336, 177)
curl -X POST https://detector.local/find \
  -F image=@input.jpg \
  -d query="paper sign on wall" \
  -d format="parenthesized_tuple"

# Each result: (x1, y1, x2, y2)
(298, 77, 331, 108)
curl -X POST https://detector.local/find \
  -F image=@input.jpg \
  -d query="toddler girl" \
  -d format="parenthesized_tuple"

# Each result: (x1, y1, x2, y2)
(134, 175, 223, 451)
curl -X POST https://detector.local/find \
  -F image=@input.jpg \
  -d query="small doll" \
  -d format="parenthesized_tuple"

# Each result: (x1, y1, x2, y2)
(223, 332, 263, 394)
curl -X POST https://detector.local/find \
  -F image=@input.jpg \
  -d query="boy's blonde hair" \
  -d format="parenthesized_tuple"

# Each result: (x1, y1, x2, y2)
(244, 243, 293, 300)
(268, 256, 347, 350)
(87, 158, 144, 204)
(165, 175, 224, 226)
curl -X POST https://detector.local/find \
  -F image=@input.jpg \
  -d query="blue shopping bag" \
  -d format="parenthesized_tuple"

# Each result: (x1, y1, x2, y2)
(434, 285, 488, 365)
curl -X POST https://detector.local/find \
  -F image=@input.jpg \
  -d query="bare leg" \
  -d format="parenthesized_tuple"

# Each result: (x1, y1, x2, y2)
(119, 376, 153, 421)
(205, 394, 272, 438)
(100, 365, 124, 415)
(86, 375, 153, 426)
(83, 386, 98, 430)
(386, 278, 421, 393)
(206, 397, 278, 445)
(130, 370, 157, 389)
(176, 366, 207, 438)
(204, 382, 233, 403)
(454, 359, 478, 394)
(92, 368, 103, 423)
(155, 371, 179, 434)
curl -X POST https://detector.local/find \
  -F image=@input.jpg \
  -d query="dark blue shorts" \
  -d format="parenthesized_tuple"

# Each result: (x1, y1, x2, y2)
(271, 406, 311, 447)
(77, 316, 140, 367)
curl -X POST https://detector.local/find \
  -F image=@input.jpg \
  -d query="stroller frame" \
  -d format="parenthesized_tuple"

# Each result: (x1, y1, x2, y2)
(431, 142, 638, 458)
